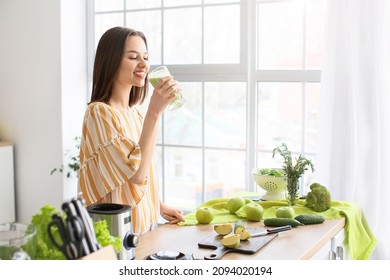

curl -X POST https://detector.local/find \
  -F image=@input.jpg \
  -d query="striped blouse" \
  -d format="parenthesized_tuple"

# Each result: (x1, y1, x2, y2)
(78, 102, 160, 234)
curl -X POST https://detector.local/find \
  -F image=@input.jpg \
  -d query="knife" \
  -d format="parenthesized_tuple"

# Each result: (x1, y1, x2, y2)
(250, 225, 292, 237)
(71, 197, 101, 253)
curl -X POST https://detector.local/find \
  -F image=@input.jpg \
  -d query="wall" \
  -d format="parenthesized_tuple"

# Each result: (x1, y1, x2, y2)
(0, 0, 87, 223)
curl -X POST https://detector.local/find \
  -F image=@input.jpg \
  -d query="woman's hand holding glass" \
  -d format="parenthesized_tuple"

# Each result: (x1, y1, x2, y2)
(148, 66, 186, 111)
(148, 75, 181, 114)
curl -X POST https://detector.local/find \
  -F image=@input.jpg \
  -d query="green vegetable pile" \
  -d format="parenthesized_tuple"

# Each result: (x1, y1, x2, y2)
(305, 183, 332, 212)
(25, 205, 122, 259)
(257, 168, 285, 177)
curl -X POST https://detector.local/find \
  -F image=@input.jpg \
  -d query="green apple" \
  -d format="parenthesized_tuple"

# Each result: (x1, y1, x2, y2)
(220, 234, 241, 248)
(214, 223, 233, 235)
(245, 198, 254, 204)
(195, 207, 215, 224)
(245, 203, 264, 222)
(276, 206, 295, 218)
(227, 197, 246, 214)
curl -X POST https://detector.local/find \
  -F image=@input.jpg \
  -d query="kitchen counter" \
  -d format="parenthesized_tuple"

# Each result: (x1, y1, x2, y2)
(135, 218, 345, 260)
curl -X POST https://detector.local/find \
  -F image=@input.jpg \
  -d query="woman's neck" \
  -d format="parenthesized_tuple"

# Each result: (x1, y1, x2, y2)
(109, 85, 132, 111)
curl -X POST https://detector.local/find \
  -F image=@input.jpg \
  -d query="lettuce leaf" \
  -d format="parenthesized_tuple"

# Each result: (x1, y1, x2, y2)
(93, 220, 122, 253)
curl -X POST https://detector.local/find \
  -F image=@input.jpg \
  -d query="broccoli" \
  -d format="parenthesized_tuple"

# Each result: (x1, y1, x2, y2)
(305, 183, 331, 212)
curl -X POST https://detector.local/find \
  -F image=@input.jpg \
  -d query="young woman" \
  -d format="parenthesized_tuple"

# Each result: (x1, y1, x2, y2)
(78, 26, 185, 234)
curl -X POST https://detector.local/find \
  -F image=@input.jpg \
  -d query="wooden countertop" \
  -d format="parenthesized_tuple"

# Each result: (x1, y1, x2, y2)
(135, 218, 345, 260)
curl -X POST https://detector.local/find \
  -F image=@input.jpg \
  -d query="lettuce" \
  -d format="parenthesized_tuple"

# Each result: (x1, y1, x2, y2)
(93, 220, 122, 253)
(25, 205, 67, 260)
(26, 205, 122, 259)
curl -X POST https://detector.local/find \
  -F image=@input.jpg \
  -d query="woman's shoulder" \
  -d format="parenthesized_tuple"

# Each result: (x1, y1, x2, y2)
(87, 101, 109, 110)
(83, 102, 120, 124)
(86, 102, 116, 116)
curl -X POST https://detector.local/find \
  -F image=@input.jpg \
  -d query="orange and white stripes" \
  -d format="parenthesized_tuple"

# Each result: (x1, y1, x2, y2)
(78, 102, 159, 234)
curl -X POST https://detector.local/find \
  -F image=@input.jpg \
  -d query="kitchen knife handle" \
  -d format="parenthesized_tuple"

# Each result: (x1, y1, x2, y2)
(266, 225, 292, 234)
(72, 198, 101, 252)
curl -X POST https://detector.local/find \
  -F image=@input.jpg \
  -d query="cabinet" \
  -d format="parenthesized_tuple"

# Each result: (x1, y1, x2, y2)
(310, 229, 348, 260)
(0, 142, 15, 223)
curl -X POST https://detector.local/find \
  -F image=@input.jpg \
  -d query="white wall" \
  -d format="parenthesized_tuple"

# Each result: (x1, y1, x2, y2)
(60, 0, 88, 201)
(0, 0, 87, 223)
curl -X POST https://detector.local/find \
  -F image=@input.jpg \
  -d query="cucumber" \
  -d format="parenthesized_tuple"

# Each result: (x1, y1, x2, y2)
(263, 218, 302, 227)
(294, 214, 325, 225)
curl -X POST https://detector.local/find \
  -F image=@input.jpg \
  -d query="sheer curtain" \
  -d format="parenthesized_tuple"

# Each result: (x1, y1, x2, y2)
(315, 0, 390, 259)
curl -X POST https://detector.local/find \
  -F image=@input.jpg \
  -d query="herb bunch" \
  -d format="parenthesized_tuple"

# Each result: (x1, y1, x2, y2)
(272, 143, 314, 204)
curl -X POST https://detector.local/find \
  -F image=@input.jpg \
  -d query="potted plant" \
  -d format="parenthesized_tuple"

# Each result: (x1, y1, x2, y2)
(51, 136, 80, 178)
(272, 143, 314, 206)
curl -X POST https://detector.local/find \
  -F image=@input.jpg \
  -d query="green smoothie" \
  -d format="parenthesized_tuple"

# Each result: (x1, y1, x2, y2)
(149, 77, 162, 88)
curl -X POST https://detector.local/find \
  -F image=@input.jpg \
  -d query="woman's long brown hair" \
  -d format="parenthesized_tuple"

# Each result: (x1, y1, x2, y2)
(90, 26, 149, 107)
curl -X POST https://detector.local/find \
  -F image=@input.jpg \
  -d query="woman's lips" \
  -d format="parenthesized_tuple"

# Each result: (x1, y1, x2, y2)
(134, 71, 147, 79)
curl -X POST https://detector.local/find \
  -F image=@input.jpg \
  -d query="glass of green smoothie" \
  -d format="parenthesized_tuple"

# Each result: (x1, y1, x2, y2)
(148, 66, 187, 111)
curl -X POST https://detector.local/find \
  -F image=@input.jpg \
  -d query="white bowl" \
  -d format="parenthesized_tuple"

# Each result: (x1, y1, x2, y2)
(252, 169, 287, 201)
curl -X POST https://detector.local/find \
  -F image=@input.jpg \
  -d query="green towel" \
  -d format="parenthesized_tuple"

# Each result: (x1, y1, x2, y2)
(179, 196, 377, 260)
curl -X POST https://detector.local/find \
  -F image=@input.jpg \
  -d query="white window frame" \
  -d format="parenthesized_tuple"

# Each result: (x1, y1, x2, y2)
(86, 0, 323, 205)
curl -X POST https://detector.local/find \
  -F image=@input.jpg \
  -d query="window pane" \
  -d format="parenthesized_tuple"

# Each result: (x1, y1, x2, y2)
(204, 5, 240, 64)
(95, 0, 124, 12)
(256, 151, 282, 170)
(305, 82, 320, 153)
(126, 11, 162, 65)
(306, 0, 327, 69)
(204, 0, 240, 4)
(257, 82, 302, 151)
(164, 147, 202, 209)
(126, 0, 161, 10)
(140, 88, 163, 144)
(95, 13, 124, 48)
(205, 82, 246, 148)
(163, 8, 202, 64)
(164, 0, 201, 7)
(258, 1, 303, 69)
(164, 82, 202, 146)
(205, 149, 246, 200)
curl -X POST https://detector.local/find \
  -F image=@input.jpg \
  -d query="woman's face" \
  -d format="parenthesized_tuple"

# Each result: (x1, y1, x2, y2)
(115, 35, 149, 88)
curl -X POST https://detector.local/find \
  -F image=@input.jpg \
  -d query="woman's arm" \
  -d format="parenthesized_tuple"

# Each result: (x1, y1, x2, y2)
(129, 76, 179, 184)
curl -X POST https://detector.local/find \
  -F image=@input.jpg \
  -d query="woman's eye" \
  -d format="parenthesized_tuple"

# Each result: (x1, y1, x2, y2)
(144, 57, 149, 61)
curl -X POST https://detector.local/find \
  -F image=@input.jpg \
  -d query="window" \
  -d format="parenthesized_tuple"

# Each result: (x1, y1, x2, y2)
(88, 0, 327, 210)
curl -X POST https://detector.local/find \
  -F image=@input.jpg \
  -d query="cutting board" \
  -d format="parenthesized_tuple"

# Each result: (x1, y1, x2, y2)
(198, 228, 278, 260)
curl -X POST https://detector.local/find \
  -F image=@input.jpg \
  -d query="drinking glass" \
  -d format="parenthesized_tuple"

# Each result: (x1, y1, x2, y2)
(148, 66, 187, 111)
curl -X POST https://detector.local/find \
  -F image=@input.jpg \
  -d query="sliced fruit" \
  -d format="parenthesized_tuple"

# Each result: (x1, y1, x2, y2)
(234, 220, 246, 232)
(214, 223, 233, 235)
(234, 227, 252, 240)
(220, 234, 241, 249)
(232, 221, 251, 240)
